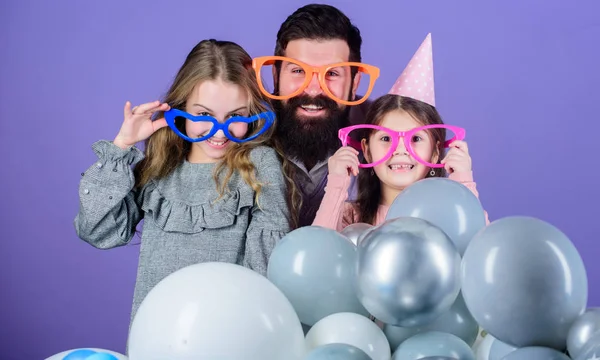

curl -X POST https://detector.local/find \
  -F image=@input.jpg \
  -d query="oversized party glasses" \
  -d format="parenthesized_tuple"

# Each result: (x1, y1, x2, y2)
(164, 108, 275, 143)
(338, 124, 466, 168)
(252, 56, 380, 106)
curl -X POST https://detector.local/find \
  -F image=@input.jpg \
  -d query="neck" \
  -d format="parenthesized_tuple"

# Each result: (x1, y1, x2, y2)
(380, 184, 404, 206)
(187, 145, 218, 164)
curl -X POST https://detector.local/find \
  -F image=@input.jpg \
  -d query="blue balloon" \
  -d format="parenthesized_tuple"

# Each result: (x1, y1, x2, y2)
(499, 346, 570, 360)
(461, 216, 588, 350)
(85, 353, 118, 360)
(391, 331, 475, 360)
(385, 177, 486, 255)
(267, 226, 369, 326)
(63, 350, 97, 360)
(305, 343, 372, 360)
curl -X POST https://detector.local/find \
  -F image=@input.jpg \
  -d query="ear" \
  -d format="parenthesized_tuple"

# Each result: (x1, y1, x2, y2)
(361, 138, 371, 162)
(350, 72, 362, 100)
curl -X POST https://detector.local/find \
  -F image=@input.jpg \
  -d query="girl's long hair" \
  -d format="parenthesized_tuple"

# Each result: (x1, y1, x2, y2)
(133, 39, 301, 228)
(355, 94, 446, 225)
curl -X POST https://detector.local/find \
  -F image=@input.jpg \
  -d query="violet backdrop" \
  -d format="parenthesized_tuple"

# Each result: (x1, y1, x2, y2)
(1, 0, 599, 358)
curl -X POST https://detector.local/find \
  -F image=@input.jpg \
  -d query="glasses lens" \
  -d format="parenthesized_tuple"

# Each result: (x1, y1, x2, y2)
(409, 125, 454, 166)
(227, 114, 271, 141)
(345, 127, 397, 166)
(325, 64, 373, 104)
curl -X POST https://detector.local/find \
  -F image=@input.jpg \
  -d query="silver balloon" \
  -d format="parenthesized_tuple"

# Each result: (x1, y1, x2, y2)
(341, 222, 373, 246)
(573, 331, 600, 360)
(383, 293, 479, 350)
(356, 217, 461, 327)
(567, 308, 600, 359)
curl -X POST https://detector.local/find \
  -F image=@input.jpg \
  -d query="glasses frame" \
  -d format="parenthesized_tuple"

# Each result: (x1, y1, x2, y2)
(252, 56, 380, 106)
(164, 108, 275, 143)
(338, 124, 466, 168)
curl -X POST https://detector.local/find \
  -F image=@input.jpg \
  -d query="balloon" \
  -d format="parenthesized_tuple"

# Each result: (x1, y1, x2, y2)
(391, 331, 475, 360)
(357, 217, 461, 327)
(127, 262, 305, 360)
(461, 216, 588, 350)
(305, 312, 391, 360)
(475, 334, 518, 360)
(384, 293, 479, 350)
(341, 223, 373, 246)
(385, 177, 486, 255)
(44, 349, 127, 360)
(420, 357, 459, 360)
(267, 226, 369, 326)
(305, 343, 372, 360)
(567, 308, 600, 358)
(573, 331, 600, 360)
(499, 347, 570, 360)
(62, 350, 97, 360)
(86, 354, 118, 360)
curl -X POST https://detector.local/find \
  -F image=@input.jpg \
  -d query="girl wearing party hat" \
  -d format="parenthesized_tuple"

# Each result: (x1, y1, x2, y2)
(313, 34, 489, 229)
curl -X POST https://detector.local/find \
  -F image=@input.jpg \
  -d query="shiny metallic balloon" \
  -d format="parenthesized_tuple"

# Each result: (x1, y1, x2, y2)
(356, 217, 461, 327)
(391, 331, 474, 360)
(573, 331, 600, 360)
(567, 308, 600, 359)
(341, 223, 374, 246)
(383, 293, 479, 350)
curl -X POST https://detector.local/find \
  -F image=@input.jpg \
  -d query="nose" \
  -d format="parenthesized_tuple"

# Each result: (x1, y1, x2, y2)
(304, 73, 323, 96)
(214, 129, 226, 139)
(393, 137, 409, 155)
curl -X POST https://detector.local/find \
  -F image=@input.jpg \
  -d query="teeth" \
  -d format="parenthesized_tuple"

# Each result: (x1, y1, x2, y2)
(301, 104, 323, 110)
(389, 164, 413, 170)
(207, 138, 227, 146)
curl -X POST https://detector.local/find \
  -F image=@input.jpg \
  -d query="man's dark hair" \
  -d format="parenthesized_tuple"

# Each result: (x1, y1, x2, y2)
(274, 4, 362, 63)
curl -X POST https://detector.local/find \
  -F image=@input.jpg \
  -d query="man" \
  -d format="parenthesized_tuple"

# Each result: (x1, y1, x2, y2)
(254, 4, 377, 227)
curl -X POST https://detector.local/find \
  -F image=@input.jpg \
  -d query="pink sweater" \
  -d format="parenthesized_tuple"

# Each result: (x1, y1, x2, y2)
(312, 171, 490, 231)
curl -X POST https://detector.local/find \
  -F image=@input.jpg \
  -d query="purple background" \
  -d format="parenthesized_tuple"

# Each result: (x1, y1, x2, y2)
(1, 0, 599, 358)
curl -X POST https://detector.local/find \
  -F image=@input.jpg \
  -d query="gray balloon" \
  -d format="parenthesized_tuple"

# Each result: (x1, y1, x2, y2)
(357, 217, 461, 327)
(267, 226, 370, 326)
(573, 331, 600, 360)
(383, 293, 479, 350)
(567, 308, 600, 358)
(488, 336, 518, 360)
(391, 331, 475, 360)
(420, 357, 459, 360)
(305, 343, 371, 360)
(385, 177, 486, 255)
(461, 216, 588, 350)
(341, 222, 373, 246)
(499, 347, 570, 360)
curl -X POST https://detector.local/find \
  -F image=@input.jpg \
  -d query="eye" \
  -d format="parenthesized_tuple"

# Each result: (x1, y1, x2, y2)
(326, 70, 339, 77)
(380, 135, 391, 142)
(291, 67, 304, 74)
(197, 111, 211, 117)
(412, 135, 422, 142)
(228, 113, 244, 119)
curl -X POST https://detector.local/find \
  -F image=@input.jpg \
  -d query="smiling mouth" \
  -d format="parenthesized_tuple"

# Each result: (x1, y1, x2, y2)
(300, 104, 324, 112)
(206, 138, 228, 147)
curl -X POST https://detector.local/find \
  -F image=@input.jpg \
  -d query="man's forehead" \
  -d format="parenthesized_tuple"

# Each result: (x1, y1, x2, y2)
(283, 39, 350, 66)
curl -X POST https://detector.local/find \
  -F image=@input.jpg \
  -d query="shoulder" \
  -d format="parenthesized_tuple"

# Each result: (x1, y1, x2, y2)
(249, 146, 282, 167)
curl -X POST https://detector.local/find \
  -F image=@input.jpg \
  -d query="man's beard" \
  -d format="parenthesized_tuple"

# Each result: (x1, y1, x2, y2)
(274, 93, 351, 169)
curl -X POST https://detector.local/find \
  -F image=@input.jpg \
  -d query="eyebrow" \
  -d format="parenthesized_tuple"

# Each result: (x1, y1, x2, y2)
(191, 104, 248, 113)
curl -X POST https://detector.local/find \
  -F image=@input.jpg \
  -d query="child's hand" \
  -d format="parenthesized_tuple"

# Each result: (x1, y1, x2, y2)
(441, 140, 472, 174)
(113, 101, 170, 149)
(328, 146, 360, 177)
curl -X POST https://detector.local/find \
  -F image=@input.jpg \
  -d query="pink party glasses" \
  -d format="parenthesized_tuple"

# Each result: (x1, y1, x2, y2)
(338, 124, 466, 168)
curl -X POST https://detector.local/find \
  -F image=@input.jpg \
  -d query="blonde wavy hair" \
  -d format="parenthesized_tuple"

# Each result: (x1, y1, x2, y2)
(133, 39, 301, 228)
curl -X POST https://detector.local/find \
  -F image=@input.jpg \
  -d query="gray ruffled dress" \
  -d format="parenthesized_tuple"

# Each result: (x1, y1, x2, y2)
(74, 140, 291, 322)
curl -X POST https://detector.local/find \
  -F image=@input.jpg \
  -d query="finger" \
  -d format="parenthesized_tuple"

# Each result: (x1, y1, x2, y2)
(351, 163, 359, 176)
(124, 101, 132, 117)
(136, 100, 162, 113)
(152, 118, 168, 131)
(444, 161, 454, 173)
(450, 140, 469, 154)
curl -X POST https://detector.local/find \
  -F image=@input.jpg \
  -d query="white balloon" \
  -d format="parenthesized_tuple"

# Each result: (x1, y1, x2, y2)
(305, 312, 391, 360)
(45, 348, 128, 360)
(127, 262, 305, 360)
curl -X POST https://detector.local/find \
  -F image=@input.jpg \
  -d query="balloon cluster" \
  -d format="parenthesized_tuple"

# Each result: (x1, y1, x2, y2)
(54, 177, 594, 360)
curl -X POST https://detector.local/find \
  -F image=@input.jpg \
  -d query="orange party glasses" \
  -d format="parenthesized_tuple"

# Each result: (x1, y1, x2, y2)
(252, 56, 380, 106)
